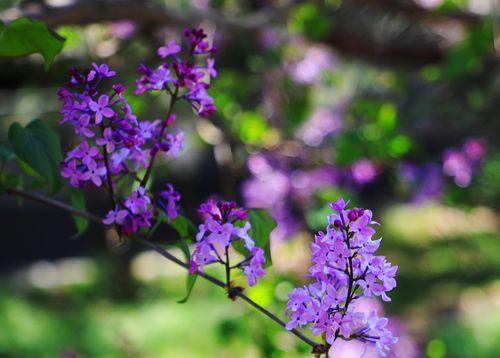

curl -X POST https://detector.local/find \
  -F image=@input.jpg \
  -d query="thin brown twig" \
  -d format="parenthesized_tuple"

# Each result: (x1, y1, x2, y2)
(5, 187, 102, 223)
(140, 87, 178, 187)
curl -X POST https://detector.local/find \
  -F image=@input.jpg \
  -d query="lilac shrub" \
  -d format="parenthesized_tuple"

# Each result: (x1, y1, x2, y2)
(285, 198, 398, 356)
(52, 24, 401, 356)
(190, 199, 266, 287)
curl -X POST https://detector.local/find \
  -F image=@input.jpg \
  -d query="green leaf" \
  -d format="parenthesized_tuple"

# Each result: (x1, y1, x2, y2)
(17, 158, 44, 180)
(289, 3, 330, 41)
(170, 214, 198, 240)
(175, 238, 198, 303)
(0, 17, 65, 70)
(69, 189, 89, 238)
(178, 273, 197, 304)
(8, 119, 63, 194)
(248, 209, 276, 267)
(0, 182, 5, 196)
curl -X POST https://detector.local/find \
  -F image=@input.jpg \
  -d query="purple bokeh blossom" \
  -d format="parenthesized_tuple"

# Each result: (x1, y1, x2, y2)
(296, 107, 343, 146)
(242, 152, 380, 241)
(399, 162, 443, 203)
(443, 138, 487, 187)
(287, 45, 335, 84)
(350, 159, 378, 186)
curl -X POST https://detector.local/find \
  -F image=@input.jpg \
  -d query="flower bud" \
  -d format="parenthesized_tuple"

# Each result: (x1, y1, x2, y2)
(348, 210, 358, 221)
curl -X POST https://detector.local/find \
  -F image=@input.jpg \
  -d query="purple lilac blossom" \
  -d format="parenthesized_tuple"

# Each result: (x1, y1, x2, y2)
(158, 183, 181, 219)
(102, 186, 153, 235)
(189, 200, 266, 287)
(58, 27, 216, 236)
(443, 138, 487, 187)
(58, 63, 183, 189)
(135, 27, 217, 118)
(284, 198, 398, 356)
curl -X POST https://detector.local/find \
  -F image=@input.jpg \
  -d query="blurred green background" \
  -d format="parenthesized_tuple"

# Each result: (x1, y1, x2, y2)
(1, 0, 500, 357)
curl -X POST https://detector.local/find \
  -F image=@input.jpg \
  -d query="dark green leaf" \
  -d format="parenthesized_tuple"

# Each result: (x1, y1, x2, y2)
(69, 189, 89, 238)
(248, 209, 276, 267)
(175, 238, 198, 303)
(176, 236, 191, 262)
(8, 119, 63, 194)
(0, 17, 65, 70)
(0, 182, 5, 196)
(170, 214, 197, 240)
(178, 273, 197, 304)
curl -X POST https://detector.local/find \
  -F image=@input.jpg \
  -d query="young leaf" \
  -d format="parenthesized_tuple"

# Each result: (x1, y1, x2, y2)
(69, 189, 89, 238)
(178, 273, 197, 304)
(0, 17, 65, 70)
(248, 209, 276, 267)
(8, 119, 63, 194)
(176, 237, 198, 303)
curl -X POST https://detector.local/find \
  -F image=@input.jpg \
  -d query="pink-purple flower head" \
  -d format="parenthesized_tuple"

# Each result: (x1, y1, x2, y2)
(92, 63, 116, 78)
(189, 200, 265, 286)
(285, 198, 398, 356)
(135, 27, 217, 118)
(59, 61, 186, 191)
(198, 198, 248, 223)
(158, 183, 181, 219)
(158, 39, 181, 58)
(102, 186, 156, 236)
(89, 95, 115, 124)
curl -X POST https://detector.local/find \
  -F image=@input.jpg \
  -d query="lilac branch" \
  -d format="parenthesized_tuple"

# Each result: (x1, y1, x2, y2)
(4, 187, 320, 350)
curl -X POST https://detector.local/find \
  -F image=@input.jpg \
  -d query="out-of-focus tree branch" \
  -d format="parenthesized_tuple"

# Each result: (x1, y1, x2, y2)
(363, 0, 483, 24)
(1, 0, 496, 65)
(15, 0, 282, 30)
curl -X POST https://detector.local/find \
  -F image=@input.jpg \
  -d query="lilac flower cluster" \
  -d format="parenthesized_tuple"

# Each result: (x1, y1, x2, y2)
(59, 64, 183, 186)
(58, 27, 216, 236)
(285, 198, 398, 356)
(443, 138, 487, 187)
(189, 200, 266, 287)
(136, 28, 217, 117)
(58, 63, 182, 234)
